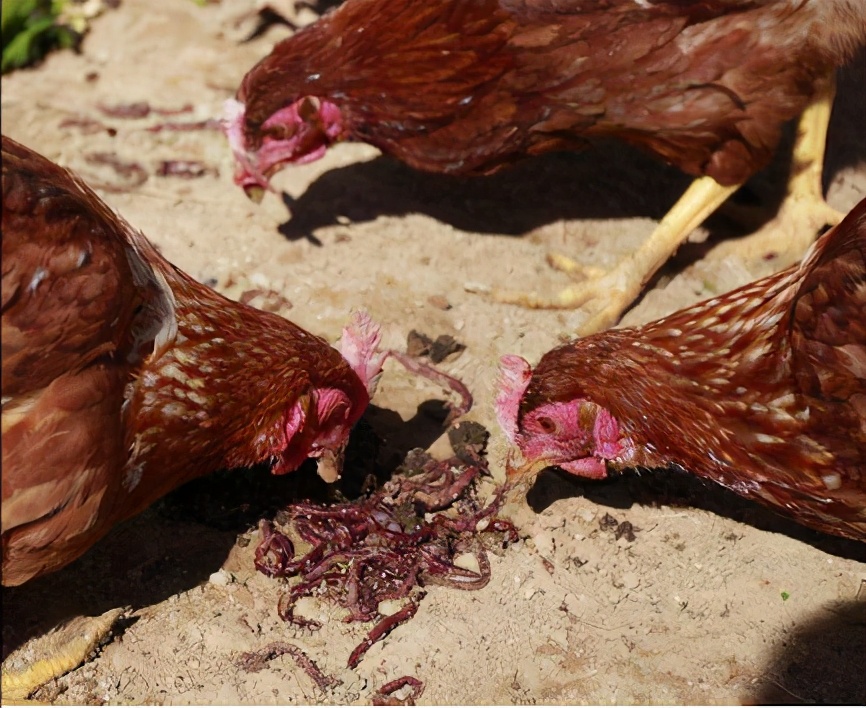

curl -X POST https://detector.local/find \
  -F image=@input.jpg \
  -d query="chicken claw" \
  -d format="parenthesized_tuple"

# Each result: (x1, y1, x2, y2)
(1, 607, 129, 702)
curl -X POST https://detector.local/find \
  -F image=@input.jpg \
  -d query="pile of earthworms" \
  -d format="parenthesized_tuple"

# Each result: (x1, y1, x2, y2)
(253, 422, 517, 670)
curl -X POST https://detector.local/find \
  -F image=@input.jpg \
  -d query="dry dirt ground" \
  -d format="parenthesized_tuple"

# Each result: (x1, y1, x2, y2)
(2, 1, 865, 704)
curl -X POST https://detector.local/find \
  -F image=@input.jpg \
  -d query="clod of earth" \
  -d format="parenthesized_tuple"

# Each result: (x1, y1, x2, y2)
(405, 330, 466, 363)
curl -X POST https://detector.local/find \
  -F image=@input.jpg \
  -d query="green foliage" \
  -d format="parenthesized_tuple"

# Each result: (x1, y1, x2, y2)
(780, 590, 790, 601)
(2, 0, 78, 73)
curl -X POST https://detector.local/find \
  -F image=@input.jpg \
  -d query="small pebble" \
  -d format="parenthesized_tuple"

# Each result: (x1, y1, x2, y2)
(209, 569, 233, 587)
(453, 552, 481, 575)
(377, 599, 405, 617)
(427, 294, 451, 310)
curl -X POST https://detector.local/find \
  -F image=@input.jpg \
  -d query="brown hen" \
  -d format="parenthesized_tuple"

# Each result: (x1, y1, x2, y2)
(497, 197, 866, 541)
(1, 135, 384, 697)
(226, 0, 865, 333)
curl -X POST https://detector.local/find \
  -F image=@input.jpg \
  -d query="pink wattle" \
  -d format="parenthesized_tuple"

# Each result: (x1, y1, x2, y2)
(560, 457, 608, 479)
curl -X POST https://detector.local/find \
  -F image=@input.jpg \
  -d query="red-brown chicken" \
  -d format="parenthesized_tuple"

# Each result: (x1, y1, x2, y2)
(226, 0, 865, 333)
(1, 135, 385, 696)
(497, 197, 866, 541)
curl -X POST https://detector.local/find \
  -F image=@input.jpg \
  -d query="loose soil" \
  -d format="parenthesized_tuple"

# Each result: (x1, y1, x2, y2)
(3, 1, 865, 704)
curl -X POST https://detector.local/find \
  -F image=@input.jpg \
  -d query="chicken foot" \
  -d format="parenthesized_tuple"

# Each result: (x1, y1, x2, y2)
(1, 607, 128, 702)
(488, 176, 737, 334)
(485, 73, 840, 336)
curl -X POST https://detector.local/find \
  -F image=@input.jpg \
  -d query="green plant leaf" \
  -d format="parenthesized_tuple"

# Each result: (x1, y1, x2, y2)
(1, 0, 76, 73)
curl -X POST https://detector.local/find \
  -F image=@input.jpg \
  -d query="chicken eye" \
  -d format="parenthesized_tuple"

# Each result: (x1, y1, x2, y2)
(537, 416, 557, 434)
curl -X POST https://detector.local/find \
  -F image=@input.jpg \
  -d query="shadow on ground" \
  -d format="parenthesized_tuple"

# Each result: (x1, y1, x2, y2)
(524, 466, 865, 703)
(526, 467, 866, 562)
(1, 509, 236, 663)
(752, 599, 866, 704)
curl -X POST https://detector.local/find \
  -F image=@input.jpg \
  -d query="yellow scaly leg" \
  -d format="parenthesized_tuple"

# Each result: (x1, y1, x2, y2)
(1, 608, 127, 703)
(485, 175, 737, 334)
(475, 73, 840, 336)
(711, 73, 842, 264)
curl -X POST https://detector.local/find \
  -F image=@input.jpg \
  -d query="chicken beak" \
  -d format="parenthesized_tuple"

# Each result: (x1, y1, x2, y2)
(244, 184, 266, 203)
(504, 450, 551, 497)
(316, 446, 345, 484)
(500, 450, 551, 529)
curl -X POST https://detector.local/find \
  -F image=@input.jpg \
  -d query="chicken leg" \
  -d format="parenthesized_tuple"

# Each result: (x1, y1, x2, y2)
(709, 75, 842, 264)
(1, 608, 127, 702)
(485, 75, 840, 336)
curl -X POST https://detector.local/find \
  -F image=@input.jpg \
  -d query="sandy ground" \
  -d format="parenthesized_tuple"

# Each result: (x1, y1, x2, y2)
(2, 1, 865, 704)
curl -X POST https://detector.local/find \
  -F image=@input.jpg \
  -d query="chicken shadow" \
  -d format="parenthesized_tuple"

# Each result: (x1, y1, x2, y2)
(278, 143, 696, 242)
(750, 599, 866, 704)
(276, 55, 864, 250)
(1, 505, 237, 662)
(525, 466, 866, 562)
(1, 397, 452, 661)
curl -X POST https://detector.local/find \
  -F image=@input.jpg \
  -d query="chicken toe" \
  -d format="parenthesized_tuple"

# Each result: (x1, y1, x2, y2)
(1, 608, 128, 702)
(544, 254, 606, 280)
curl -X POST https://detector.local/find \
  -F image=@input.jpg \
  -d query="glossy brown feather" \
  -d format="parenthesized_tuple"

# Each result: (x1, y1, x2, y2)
(239, 0, 865, 183)
(2, 137, 148, 397)
(517, 198, 866, 540)
(1, 137, 370, 585)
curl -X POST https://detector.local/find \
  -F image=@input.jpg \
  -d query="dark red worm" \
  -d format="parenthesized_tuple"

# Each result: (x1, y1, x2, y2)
(253, 520, 295, 577)
(386, 349, 472, 425)
(59, 116, 112, 135)
(97, 102, 194, 119)
(83, 152, 148, 192)
(420, 540, 491, 590)
(235, 641, 340, 691)
(145, 118, 223, 133)
(409, 464, 479, 512)
(372, 676, 425, 706)
(347, 599, 421, 669)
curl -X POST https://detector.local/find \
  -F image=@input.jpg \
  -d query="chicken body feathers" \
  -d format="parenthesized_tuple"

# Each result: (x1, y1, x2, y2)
(239, 0, 865, 183)
(1, 136, 371, 584)
(517, 199, 866, 540)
